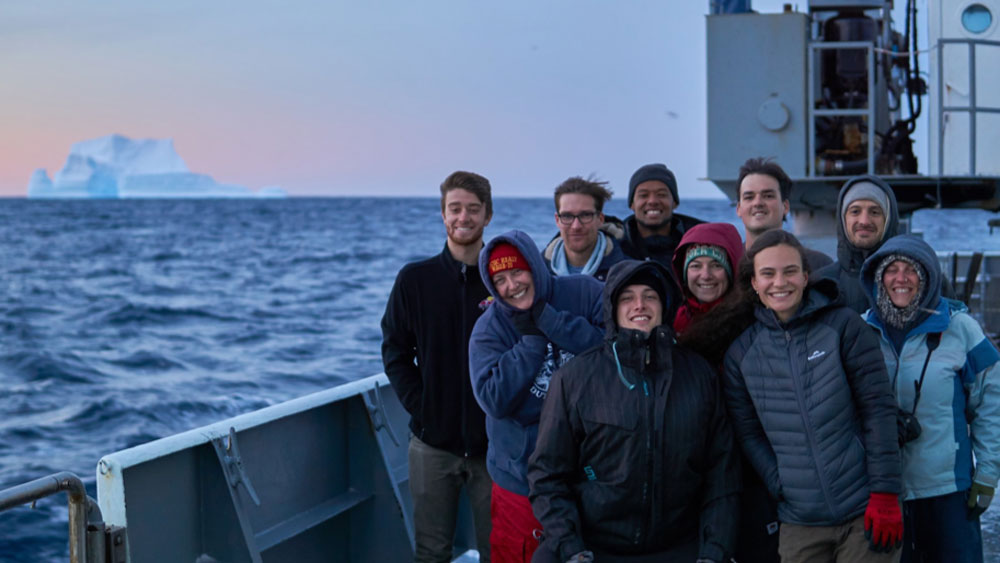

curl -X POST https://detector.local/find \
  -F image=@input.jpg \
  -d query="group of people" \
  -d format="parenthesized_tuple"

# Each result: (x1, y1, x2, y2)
(380, 161, 1000, 563)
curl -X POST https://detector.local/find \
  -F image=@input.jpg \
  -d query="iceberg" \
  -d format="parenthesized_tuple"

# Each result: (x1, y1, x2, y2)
(27, 134, 284, 199)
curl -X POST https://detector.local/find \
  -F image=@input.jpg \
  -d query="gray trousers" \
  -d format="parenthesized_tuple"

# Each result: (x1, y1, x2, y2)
(409, 434, 492, 563)
(778, 515, 901, 563)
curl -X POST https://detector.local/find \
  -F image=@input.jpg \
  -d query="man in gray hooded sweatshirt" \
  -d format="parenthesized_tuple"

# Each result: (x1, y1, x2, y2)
(816, 175, 900, 313)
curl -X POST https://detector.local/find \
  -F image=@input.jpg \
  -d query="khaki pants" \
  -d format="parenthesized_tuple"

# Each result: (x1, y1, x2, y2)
(778, 515, 901, 563)
(409, 435, 493, 563)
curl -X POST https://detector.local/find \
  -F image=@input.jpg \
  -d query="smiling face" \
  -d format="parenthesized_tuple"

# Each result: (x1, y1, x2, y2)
(686, 256, 730, 303)
(736, 173, 789, 236)
(492, 268, 534, 310)
(882, 259, 921, 308)
(442, 188, 490, 248)
(555, 193, 604, 258)
(844, 199, 886, 249)
(751, 243, 809, 322)
(630, 180, 675, 233)
(615, 283, 663, 334)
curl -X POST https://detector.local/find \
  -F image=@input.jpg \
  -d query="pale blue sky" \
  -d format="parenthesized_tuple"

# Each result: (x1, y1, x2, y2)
(1, 1, 901, 198)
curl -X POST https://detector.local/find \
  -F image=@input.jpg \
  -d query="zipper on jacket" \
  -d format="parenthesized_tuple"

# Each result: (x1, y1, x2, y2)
(786, 326, 838, 515)
(460, 262, 471, 457)
(639, 345, 654, 548)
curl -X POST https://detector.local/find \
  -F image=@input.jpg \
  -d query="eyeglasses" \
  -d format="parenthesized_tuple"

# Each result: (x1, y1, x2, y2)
(556, 211, 597, 225)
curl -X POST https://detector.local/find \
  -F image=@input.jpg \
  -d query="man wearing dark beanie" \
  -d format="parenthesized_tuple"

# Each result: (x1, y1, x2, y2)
(620, 163, 704, 273)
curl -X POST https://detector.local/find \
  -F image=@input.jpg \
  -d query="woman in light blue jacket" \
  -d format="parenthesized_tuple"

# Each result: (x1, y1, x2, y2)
(861, 235, 1000, 563)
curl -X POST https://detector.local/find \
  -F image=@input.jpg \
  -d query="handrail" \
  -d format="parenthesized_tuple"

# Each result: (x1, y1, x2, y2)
(0, 471, 100, 563)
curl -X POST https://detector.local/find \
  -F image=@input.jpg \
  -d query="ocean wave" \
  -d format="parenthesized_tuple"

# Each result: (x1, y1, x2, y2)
(102, 349, 186, 372)
(97, 302, 242, 326)
(1, 350, 101, 384)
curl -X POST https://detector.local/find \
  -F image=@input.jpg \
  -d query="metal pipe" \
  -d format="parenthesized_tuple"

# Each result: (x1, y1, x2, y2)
(969, 41, 976, 175)
(0, 472, 90, 563)
(808, 42, 816, 178)
(867, 43, 875, 175)
(938, 38, 944, 176)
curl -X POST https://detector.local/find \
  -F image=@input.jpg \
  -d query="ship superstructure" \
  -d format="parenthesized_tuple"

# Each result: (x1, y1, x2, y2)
(707, 0, 1000, 233)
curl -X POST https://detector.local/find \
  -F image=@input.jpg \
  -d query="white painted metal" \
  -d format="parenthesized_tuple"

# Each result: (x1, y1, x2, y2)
(929, 0, 1000, 175)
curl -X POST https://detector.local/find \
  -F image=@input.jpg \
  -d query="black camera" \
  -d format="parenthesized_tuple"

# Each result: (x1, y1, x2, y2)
(896, 408, 922, 446)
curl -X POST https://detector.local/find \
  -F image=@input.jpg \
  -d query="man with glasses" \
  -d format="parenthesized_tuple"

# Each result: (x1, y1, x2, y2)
(542, 176, 626, 282)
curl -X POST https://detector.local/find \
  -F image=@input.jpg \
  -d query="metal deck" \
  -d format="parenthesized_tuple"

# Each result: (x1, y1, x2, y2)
(96, 374, 479, 562)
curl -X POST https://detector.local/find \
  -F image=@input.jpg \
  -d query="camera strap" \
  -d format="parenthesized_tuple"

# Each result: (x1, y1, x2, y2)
(910, 332, 942, 416)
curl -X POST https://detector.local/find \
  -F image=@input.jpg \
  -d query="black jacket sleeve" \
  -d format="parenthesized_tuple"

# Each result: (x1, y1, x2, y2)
(697, 370, 741, 562)
(838, 311, 902, 494)
(380, 270, 423, 418)
(528, 369, 588, 561)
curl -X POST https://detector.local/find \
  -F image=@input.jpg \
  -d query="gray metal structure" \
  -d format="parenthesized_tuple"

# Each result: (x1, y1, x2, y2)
(706, 4, 1000, 228)
(707, 12, 811, 200)
(95, 374, 478, 562)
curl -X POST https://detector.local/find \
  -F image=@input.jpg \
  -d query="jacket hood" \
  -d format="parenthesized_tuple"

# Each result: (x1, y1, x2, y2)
(479, 230, 552, 312)
(835, 175, 900, 271)
(603, 259, 674, 336)
(860, 234, 941, 313)
(671, 222, 745, 298)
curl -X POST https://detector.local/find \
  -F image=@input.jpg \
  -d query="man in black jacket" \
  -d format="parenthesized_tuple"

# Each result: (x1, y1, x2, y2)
(381, 171, 494, 562)
(528, 260, 739, 563)
(620, 163, 704, 267)
(815, 175, 899, 312)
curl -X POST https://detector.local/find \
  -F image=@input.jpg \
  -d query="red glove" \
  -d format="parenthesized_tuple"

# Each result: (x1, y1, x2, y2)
(864, 492, 903, 552)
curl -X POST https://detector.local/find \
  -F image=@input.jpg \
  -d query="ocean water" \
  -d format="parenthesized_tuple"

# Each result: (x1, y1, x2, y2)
(0, 197, 998, 561)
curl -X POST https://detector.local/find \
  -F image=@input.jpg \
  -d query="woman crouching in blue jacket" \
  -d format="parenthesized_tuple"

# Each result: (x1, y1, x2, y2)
(722, 229, 903, 562)
(470, 230, 605, 563)
(861, 235, 1000, 563)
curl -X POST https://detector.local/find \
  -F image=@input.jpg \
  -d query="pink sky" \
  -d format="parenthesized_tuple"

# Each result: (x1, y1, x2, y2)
(0, 1, 809, 198)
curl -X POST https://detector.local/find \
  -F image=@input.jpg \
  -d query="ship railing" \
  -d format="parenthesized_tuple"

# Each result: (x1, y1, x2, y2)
(937, 250, 1000, 340)
(0, 471, 126, 563)
(92, 372, 479, 563)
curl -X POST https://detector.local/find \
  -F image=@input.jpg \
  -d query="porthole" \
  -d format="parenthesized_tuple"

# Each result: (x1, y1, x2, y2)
(962, 3, 993, 34)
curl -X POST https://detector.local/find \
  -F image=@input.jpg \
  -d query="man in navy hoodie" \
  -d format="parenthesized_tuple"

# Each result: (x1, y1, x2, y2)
(382, 171, 494, 562)
(470, 230, 604, 563)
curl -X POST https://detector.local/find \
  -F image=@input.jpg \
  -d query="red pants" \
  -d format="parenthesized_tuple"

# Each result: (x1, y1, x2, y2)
(490, 483, 542, 563)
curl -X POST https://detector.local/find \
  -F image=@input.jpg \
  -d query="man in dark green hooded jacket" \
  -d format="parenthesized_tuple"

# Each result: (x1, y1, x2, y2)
(816, 175, 900, 313)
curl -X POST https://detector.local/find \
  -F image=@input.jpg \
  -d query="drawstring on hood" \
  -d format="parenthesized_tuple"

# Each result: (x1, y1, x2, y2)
(611, 340, 635, 391)
(604, 260, 678, 391)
